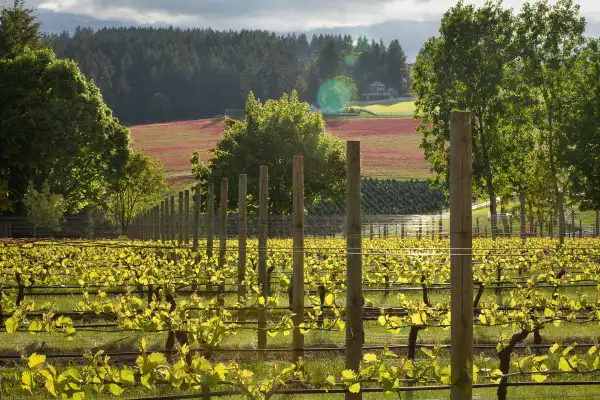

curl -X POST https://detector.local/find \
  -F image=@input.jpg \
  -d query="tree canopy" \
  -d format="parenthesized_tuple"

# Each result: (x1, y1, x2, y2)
(191, 91, 346, 214)
(413, 0, 517, 223)
(0, 3, 131, 215)
(105, 151, 167, 232)
(49, 28, 411, 125)
(0, 0, 44, 58)
(413, 0, 597, 241)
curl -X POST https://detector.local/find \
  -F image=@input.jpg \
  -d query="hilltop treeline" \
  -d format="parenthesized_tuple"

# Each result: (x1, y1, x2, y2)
(50, 28, 410, 125)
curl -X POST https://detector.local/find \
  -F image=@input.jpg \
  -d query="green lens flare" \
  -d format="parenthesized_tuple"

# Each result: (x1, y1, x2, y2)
(317, 79, 351, 113)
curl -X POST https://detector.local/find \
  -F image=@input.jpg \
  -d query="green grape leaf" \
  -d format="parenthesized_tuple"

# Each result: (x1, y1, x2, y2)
(325, 375, 337, 386)
(120, 367, 135, 385)
(558, 357, 573, 372)
(531, 374, 547, 382)
(109, 383, 124, 396)
(28, 353, 46, 369)
(6, 316, 20, 333)
(21, 371, 33, 393)
(341, 369, 357, 381)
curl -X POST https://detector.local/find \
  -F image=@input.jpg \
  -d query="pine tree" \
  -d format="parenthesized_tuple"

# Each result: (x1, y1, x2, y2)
(386, 39, 409, 95)
(0, 0, 44, 59)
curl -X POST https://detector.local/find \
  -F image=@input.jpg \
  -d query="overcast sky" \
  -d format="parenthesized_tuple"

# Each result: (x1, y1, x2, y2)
(25, 0, 600, 31)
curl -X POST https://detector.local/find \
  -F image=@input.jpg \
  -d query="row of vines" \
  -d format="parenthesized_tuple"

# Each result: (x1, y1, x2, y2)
(1, 237, 599, 399)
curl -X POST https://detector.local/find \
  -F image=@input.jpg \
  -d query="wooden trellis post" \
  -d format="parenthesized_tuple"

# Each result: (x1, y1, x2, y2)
(177, 191, 183, 245)
(345, 141, 362, 400)
(160, 200, 166, 243)
(169, 195, 175, 242)
(292, 156, 305, 364)
(193, 184, 201, 251)
(258, 166, 269, 350)
(184, 190, 190, 244)
(520, 191, 526, 242)
(237, 175, 247, 317)
(450, 111, 473, 400)
(207, 184, 214, 258)
(218, 179, 228, 306)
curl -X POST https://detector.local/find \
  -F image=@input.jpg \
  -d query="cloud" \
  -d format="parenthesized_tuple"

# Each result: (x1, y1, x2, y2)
(31, 0, 407, 30)
(27, 0, 600, 38)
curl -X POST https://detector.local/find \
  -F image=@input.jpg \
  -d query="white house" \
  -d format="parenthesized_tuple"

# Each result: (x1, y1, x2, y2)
(362, 81, 399, 101)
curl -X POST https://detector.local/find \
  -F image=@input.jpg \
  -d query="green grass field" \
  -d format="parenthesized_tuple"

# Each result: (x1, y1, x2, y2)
(357, 100, 416, 116)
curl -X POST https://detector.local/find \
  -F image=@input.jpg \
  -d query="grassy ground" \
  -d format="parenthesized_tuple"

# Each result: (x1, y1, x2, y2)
(358, 101, 416, 116)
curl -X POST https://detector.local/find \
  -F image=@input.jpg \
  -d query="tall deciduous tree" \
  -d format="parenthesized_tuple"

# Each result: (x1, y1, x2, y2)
(412, 0, 517, 234)
(516, 0, 586, 243)
(191, 91, 346, 214)
(106, 151, 167, 233)
(0, 48, 131, 214)
(566, 38, 600, 211)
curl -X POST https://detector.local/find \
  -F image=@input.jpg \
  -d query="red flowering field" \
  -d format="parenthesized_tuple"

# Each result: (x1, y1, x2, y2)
(130, 117, 432, 186)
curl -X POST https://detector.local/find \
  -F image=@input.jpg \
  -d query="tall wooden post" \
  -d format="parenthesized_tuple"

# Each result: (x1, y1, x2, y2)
(520, 190, 526, 242)
(178, 191, 184, 245)
(146, 210, 151, 241)
(292, 156, 305, 364)
(238, 175, 248, 312)
(596, 211, 599, 238)
(218, 179, 228, 306)
(160, 201, 166, 243)
(149, 207, 154, 240)
(345, 141, 362, 400)
(549, 214, 553, 238)
(144, 209, 149, 241)
(155, 205, 160, 240)
(169, 196, 175, 242)
(193, 184, 201, 251)
(152, 206, 156, 240)
(152, 207, 157, 240)
(450, 111, 473, 400)
(529, 213, 534, 237)
(207, 184, 214, 258)
(558, 191, 566, 245)
(184, 190, 190, 244)
(258, 166, 269, 350)
(140, 211, 144, 240)
(439, 212, 443, 239)
(219, 179, 228, 266)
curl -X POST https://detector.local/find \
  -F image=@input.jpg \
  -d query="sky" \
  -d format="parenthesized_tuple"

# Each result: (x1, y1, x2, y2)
(26, 0, 600, 31)
(21, 0, 600, 62)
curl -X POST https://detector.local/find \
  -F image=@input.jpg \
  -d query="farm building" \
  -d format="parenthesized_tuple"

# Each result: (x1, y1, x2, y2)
(362, 81, 399, 101)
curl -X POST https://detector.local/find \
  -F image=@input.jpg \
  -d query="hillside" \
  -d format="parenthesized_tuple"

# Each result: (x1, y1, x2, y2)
(130, 117, 432, 187)
(51, 28, 411, 126)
